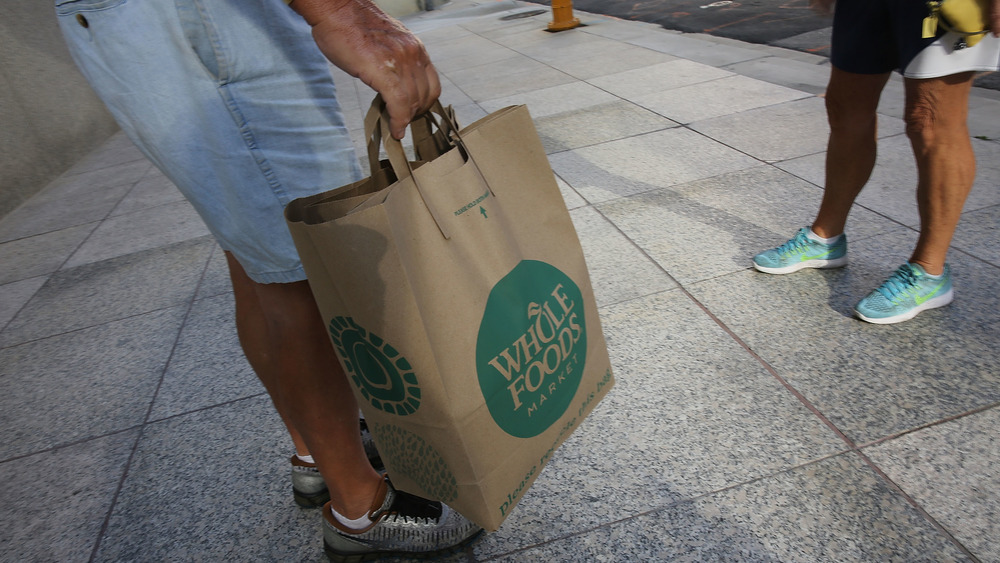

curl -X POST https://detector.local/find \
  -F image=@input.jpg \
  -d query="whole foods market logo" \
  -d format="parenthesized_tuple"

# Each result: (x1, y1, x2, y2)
(371, 423, 457, 502)
(476, 260, 586, 438)
(328, 317, 420, 416)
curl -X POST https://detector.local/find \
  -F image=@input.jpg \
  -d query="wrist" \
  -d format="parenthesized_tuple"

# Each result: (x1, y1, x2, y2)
(287, 0, 355, 27)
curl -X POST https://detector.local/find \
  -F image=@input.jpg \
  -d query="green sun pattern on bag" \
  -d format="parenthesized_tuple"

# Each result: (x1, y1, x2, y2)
(476, 260, 587, 438)
(371, 422, 458, 502)
(328, 317, 420, 416)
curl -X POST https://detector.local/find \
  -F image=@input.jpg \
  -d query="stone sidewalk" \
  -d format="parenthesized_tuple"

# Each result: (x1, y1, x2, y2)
(2, 1, 999, 561)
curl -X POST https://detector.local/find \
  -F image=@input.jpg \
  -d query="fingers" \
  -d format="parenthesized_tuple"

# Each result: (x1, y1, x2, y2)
(300, 1, 441, 139)
(383, 43, 441, 139)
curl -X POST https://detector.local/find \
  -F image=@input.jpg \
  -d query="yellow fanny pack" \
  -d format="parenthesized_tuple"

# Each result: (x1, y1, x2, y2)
(924, 0, 991, 49)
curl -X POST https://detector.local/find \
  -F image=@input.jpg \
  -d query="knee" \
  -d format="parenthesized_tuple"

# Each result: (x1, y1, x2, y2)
(825, 94, 877, 136)
(904, 93, 968, 148)
(904, 98, 939, 146)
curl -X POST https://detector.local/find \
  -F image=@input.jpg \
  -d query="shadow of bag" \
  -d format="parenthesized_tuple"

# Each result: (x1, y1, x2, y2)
(284, 95, 614, 531)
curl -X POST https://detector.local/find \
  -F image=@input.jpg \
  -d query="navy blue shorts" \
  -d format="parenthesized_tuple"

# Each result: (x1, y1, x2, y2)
(831, 0, 939, 74)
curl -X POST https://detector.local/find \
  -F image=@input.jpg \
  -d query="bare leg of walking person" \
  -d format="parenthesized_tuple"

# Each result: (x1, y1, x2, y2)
(225, 251, 382, 519)
(752, 67, 889, 275)
(904, 72, 977, 276)
(852, 72, 976, 323)
(811, 67, 891, 239)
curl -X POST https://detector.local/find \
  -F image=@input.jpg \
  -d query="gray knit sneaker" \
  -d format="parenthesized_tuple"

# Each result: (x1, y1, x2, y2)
(322, 477, 482, 562)
(292, 419, 383, 509)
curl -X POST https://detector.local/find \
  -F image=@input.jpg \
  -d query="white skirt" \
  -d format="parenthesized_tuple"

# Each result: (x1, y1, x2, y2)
(905, 32, 1000, 78)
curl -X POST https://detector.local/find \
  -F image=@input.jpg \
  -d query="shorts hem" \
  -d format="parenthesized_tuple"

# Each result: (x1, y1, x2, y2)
(249, 266, 309, 284)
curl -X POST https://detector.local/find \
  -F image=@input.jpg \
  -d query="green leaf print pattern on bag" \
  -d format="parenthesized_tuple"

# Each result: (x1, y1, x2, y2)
(476, 260, 587, 438)
(328, 317, 420, 416)
(372, 423, 458, 502)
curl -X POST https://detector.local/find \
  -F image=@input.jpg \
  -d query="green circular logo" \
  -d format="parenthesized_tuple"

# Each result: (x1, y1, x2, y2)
(371, 423, 458, 502)
(328, 317, 420, 416)
(476, 260, 587, 438)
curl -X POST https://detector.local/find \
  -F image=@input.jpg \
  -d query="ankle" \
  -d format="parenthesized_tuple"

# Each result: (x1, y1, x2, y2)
(330, 474, 384, 520)
(807, 226, 842, 244)
(911, 259, 944, 277)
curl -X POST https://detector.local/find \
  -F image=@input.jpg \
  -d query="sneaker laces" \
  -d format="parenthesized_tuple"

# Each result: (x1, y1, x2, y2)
(875, 265, 918, 300)
(775, 230, 811, 256)
(380, 487, 443, 525)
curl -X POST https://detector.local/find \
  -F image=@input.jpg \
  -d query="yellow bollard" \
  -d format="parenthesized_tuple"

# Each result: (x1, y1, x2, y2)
(547, 0, 580, 31)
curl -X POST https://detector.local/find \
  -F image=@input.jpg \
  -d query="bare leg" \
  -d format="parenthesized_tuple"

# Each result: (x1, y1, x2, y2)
(225, 251, 381, 518)
(904, 72, 976, 276)
(811, 68, 891, 239)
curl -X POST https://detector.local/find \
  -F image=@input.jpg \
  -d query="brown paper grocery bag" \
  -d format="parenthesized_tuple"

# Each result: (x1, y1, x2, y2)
(285, 96, 614, 531)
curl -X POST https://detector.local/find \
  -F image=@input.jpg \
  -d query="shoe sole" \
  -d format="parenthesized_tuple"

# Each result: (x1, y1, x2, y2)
(323, 529, 484, 563)
(753, 256, 847, 275)
(854, 289, 954, 324)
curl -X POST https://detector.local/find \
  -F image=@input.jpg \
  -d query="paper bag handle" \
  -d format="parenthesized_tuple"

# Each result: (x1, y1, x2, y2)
(362, 95, 467, 240)
(363, 95, 458, 178)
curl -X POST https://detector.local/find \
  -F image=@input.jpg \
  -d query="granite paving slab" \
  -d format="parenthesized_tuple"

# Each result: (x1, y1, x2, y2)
(108, 167, 186, 217)
(952, 204, 1000, 265)
(0, 161, 146, 242)
(533, 100, 678, 154)
(569, 206, 678, 307)
(724, 55, 832, 96)
(685, 240, 1000, 446)
(193, 244, 233, 300)
(478, 81, 619, 118)
(480, 453, 972, 562)
(445, 56, 576, 103)
(0, 276, 47, 330)
(549, 127, 760, 204)
(865, 408, 1000, 562)
(0, 222, 95, 285)
(93, 398, 323, 562)
(424, 34, 523, 74)
(552, 174, 585, 211)
(0, 307, 186, 459)
(149, 292, 263, 420)
(966, 93, 1000, 141)
(635, 74, 812, 126)
(0, 236, 214, 347)
(623, 30, 770, 68)
(587, 59, 732, 100)
(58, 131, 146, 175)
(690, 97, 831, 163)
(0, 431, 138, 563)
(521, 40, 675, 81)
(63, 199, 210, 269)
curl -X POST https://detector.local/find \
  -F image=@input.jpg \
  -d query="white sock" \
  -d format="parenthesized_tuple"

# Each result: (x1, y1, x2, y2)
(330, 506, 372, 531)
(295, 454, 315, 464)
(807, 228, 842, 245)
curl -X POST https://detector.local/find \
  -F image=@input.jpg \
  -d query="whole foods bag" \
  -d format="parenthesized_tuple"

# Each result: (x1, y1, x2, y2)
(284, 96, 614, 531)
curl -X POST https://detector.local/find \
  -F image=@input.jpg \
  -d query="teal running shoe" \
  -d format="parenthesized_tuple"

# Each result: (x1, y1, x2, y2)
(753, 227, 847, 274)
(854, 263, 954, 324)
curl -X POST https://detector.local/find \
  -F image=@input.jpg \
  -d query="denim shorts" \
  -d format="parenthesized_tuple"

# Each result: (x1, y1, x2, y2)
(56, 0, 362, 283)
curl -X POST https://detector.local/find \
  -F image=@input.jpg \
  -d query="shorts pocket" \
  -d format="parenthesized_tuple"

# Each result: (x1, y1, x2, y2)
(55, 0, 127, 16)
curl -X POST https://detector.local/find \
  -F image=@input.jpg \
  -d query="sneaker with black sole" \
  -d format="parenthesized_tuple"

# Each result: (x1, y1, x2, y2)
(753, 227, 847, 274)
(292, 419, 384, 509)
(854, 263, 954, 324)
(322, 476, 483, 562)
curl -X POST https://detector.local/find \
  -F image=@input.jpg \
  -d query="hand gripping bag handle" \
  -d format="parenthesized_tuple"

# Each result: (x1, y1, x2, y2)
(364, 95, 492, 240)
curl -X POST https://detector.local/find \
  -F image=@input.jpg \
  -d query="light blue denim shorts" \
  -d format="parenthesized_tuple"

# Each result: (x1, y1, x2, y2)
(56, 0, 362, 283)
